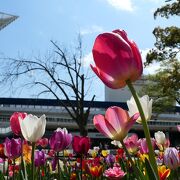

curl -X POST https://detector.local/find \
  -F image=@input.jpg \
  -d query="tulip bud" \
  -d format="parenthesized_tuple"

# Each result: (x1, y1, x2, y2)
(20, 114, 46, 142)
(124, 134, 139, 154)
(37, 138, 48, 148)
(72, 136, 90, 155)
(34, 150, 46, 167)
(154, 131, 166, 145)
(49, 128, 72, 152)
(164, 147, 180, 169)
(0, 144, 6, 159)
(4, 138, 21, 159)
(10, 112, 27, 136)
(138, 138, 155, 154)
(127, 95, 153, 123)
(91, 29, 143, 89)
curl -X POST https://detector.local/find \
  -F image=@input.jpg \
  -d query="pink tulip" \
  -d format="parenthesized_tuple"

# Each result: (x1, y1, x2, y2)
(91, 29, 142, 89)
(138, 138, 155, 154)
(10, 112, 27, 136)
(93, 106, 139, 141)
(124, 134, 139, 154)
(104, 166, 126, 179)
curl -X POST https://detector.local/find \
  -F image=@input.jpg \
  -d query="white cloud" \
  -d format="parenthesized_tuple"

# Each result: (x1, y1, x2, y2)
(141, 48, 160, 75)
(145, 0, 163, 3)
(80, 25, 104, 35)
(82, 52, 94, 67)
(106, 0, 135, 12)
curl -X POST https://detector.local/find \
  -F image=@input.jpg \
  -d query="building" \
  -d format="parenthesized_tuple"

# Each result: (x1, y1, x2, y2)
(0, 98, 179, 146)
(105, 76, 146, 102)
(0, 12, 18, 31)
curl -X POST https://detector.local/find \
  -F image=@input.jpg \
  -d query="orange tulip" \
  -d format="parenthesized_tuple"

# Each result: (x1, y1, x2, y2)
(89, 165, 103, 177)
(158, 165, 170, 180)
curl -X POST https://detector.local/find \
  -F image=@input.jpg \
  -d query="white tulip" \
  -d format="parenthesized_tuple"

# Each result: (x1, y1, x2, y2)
(154, 131, 166, 145)
(20, 114, 46, 142)
(127, 95, 153, 123)
(111, 140, 122, 148)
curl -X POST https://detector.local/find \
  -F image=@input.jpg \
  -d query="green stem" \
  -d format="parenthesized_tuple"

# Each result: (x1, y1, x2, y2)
(13, 159, 15, 180)
(175, 169, 179, 180)
(126, 80, 159, 179)
(3, 158, 5, 174)
(31, 142, 36, 180)
(7, 159, 9, 180)
(21, 136, 25, 180)
(81, 155, 83, 180)
(57, 152, 61, 180)
(120, 140, 144, 180)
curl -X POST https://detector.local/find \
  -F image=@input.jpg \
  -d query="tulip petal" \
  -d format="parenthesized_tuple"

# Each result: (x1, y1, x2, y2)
(112, 29, 128, 42)
(90, 64, 126, 88)
(124, 113, 139, 132)
(105, 106, 129, 131)
(91, 29, 143, 89)
(34, 114, 46, 141)
(92, 32, 134, 79)
(20, 114, 46, 142)
(128, 41, 143, 79)
(93, 114, 115, 139)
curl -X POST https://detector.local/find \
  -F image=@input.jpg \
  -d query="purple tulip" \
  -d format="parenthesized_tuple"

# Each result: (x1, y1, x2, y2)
(51, 156, 58, 171)
(4, 138, 21, 159)
(105, 154, 115, 166)
(164, 147, 180, 169)
(49, 128, 72, 152)
(34, 150, 46, 167)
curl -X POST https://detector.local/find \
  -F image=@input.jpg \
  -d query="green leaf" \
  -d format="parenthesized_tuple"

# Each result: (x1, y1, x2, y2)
(133, 165, 145, 180)
(0, 171, 5, 180)
(144, 158, 159, 180)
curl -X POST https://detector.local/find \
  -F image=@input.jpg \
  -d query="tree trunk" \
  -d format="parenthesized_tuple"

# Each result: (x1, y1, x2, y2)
(79, 124, 88, 137)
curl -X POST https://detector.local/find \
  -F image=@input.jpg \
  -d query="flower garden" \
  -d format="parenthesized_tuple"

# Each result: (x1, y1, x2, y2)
(0, 29, 179, 180)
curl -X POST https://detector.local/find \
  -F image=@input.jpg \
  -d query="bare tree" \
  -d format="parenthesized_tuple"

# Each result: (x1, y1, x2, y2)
(0, 38, 95, 136)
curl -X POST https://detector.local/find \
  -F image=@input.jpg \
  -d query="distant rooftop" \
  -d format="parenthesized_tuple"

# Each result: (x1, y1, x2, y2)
(0, 12, 18, 31)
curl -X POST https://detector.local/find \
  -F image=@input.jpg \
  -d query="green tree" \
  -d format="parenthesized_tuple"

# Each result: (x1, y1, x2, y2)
(143, 0, 180, 112)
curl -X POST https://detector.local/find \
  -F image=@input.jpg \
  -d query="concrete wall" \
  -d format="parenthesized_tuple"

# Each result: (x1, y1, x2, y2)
(105, 76, 147, 102)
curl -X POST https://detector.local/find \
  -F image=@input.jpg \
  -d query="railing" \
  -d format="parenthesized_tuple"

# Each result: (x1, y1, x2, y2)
(0, 127, 11, 134)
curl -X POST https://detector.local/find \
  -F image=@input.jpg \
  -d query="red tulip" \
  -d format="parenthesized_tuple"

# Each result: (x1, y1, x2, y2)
(91, 29, 142, 89)
(72, 136, 90, 155)
(37, 138, 48, 148)
(10, 112, 27, 136)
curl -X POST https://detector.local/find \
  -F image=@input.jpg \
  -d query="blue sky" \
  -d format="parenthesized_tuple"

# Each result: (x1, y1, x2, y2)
(0, 0, 179, 100)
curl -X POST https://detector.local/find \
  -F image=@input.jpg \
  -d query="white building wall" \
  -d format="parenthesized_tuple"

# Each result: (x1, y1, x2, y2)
(105, 76, 146, 102)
